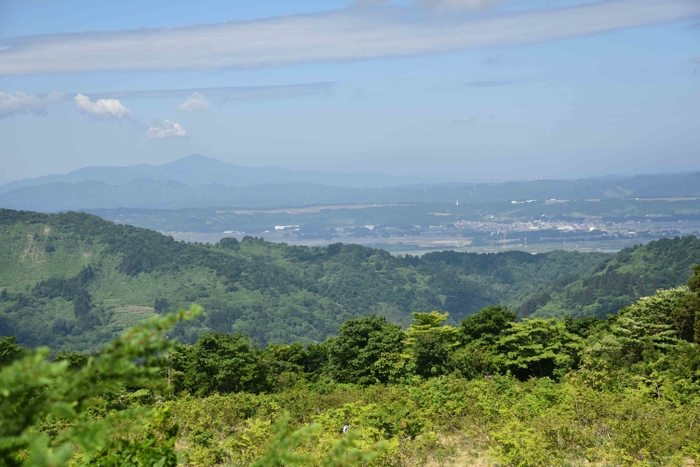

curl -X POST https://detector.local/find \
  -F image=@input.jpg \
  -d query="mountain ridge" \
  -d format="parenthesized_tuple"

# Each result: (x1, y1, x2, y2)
(0, 154, 451, 193)
(1, 170, 699, 212)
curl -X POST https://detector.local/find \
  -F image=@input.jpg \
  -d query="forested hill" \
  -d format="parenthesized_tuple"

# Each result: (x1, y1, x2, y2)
(0, 208, 698, 353)
(517, 235, 700, 319)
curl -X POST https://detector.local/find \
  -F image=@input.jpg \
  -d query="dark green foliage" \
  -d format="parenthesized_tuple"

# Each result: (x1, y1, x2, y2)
(0, 336, 24, 367)
(688, 264, 700, 292)
(154, 298, 169, 314)
(671, 294, 700, 342)
(459, 305, 516, 346)
(671, 265, 700, 343)
(218, 237, 239, 250)
(411, 331, 452, 378)
(302, 342, 330, 376)
(327, 315, 405, 385)
(51, 317, 75, 336)
(563, 316, 607, 339)
(53, 351, 88, 370)
(450, 343, 497, 379)
(516, 290, 551, 316)
(407, 311, 456, 378)
(497, 318, 582, 379)
(32, 266, 94, 300)
(176, 333, 262, 395)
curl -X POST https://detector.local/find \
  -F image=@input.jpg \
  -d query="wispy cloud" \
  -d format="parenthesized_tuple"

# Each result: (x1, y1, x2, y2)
(89, 83, 333, 102)
(465, 80, 513, 87)
(416, 0, 499, 11)
(0, 91, 62, 118)
(74, 94, 132, 119)
(177, 92, 209, 111)
(0, 0, 697, 75)
(453, 116, 475, 124)
(692, 57, 700, 65)
(147, 120, 187, 139)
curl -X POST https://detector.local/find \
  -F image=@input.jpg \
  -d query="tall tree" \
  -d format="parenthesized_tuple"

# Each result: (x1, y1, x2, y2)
(326, 315, 405, 385)
(407, 311, 456, 378)
(459, 306, 517, 346)
(497, 318, 582, 379)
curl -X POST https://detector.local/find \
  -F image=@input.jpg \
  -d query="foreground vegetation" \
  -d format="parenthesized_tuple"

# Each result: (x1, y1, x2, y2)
(3, 265, 700, 466)
(3, 209, 700, 353)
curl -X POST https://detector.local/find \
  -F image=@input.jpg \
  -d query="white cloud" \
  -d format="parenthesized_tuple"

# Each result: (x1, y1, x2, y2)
(692, 57, 700, 65)
(453, 116, 475, 124)
(73, 94, 132, 119)
(0, 91, 62, 118)
(147, 120, 187, 139)
(177, 92, 210, 111)
(0, 0, 697, 75)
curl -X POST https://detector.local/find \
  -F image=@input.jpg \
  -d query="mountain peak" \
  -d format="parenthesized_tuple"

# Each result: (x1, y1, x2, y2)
(174, 154, 217, 163)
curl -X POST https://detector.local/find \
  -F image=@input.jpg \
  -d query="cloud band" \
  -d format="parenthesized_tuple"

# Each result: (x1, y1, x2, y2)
(0, 0, 697, 75)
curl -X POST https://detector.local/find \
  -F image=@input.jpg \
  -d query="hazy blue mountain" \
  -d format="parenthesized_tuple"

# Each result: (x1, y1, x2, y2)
(1, 171, 699, 212)
(0, 154, 698, 212)
(0, 154, 449, 193)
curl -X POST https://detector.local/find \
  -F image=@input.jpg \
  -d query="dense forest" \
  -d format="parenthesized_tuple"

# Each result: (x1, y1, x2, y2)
(3, 209, 700, 353)
(3, 265, 700, 466)
(518, 235, 700, 319)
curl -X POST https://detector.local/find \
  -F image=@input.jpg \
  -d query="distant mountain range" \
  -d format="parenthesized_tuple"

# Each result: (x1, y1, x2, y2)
(0, 154, 448, 194)
(0, 155, 699, 212)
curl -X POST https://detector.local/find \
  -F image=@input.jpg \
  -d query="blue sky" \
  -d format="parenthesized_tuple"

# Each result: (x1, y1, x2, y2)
(0, 0, 698, 183)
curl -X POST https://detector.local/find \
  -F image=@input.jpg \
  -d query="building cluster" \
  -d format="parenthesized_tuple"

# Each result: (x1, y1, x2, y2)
(453, 219, 604, 234)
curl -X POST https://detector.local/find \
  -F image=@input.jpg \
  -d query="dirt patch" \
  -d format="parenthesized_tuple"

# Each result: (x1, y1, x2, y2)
(21, 232, 45, 263)
(20, 233, 34, 259)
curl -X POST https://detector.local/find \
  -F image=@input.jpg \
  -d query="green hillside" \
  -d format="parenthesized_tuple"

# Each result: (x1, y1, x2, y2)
(0, 209, 606, 352)
(517, 235, 700, 318)
(1, 208, 699, 353)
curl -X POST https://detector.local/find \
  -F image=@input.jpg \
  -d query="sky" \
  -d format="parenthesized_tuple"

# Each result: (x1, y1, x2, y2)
(0, 0, 699, 184)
